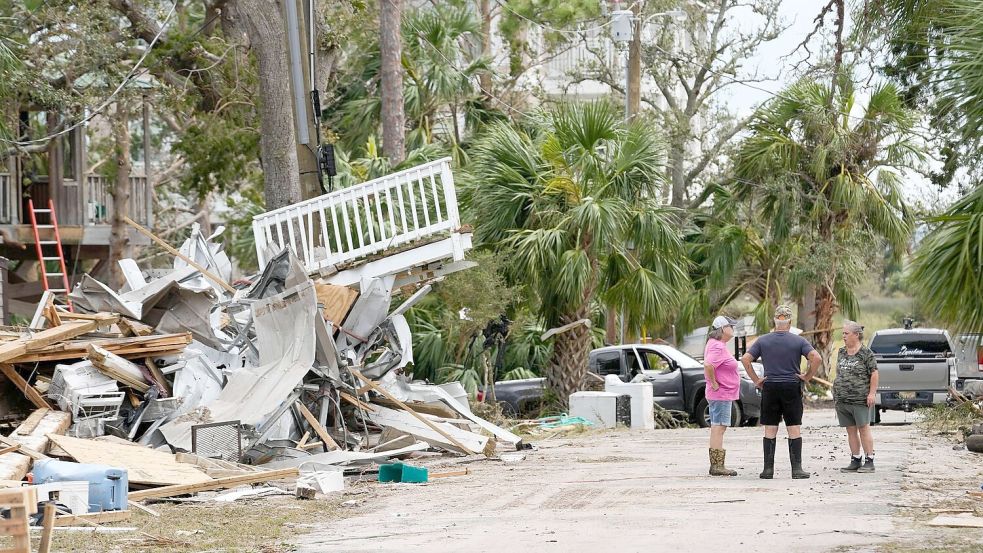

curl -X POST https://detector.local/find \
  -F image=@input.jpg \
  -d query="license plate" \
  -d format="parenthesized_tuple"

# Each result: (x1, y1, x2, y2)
(898, 392, 917, 400)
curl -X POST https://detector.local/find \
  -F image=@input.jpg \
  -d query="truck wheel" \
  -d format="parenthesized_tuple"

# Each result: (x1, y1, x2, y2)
(696, 398, 710, 428)
(966, 434, 983, 453)
(730, 402, 743, 428)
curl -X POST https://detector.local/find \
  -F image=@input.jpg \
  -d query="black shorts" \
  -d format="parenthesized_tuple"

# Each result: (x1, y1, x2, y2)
(760, 381, 804, 426)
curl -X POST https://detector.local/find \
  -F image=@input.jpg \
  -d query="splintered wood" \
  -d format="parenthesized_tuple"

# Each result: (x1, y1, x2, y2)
(0, 409, 70, 482)
(87, 344, 151, 392)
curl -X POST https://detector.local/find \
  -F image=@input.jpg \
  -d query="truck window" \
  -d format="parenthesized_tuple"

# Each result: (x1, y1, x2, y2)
(640, 350, 672, 374)
(595, 351, 622, 376)
(870, 334, 952, 356)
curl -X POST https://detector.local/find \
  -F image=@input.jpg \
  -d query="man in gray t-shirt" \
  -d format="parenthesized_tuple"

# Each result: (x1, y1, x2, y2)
(741, 305, 823, 479)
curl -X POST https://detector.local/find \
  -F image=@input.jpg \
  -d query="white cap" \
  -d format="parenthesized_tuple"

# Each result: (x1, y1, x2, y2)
(711, 315, 736, 330)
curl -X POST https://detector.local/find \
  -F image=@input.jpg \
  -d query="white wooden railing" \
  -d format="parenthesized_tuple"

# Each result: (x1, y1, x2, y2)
(253, 157, 463, 273)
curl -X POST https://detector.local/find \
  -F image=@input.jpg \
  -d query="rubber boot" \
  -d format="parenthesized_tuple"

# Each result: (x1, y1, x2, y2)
(709, 448, 737, 476)
(759, 437, 776, 479)
(789, 437, 810, 479)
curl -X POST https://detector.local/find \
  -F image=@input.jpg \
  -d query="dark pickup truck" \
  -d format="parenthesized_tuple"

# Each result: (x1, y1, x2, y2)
(486, 343, 762, 427)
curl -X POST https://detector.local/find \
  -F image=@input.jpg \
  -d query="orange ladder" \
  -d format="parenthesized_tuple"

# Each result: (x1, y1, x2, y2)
(28, 199, 73, 310)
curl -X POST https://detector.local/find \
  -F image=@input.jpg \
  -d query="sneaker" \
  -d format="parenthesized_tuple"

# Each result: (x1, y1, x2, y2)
(857, 457, 875, 473)
(840, 456, 862, 472)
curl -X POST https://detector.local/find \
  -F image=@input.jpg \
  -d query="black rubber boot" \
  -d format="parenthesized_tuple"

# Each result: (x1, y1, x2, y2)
(789, 437, 810, 479)
(759, 437, 776, 479)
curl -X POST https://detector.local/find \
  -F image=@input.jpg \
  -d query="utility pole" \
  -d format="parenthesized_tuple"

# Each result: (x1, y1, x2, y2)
(284, 0, 322, 200)
(627, 1, 641, 119)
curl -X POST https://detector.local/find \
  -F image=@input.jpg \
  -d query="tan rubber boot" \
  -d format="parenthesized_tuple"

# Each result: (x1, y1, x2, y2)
(709, 448, 737, 476)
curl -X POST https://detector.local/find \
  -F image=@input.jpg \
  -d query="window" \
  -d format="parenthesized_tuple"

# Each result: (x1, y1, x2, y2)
(870, 334, 952, 357)
(641, 350, 673, 374)
(626, 350, 644, 376)
(595, 351, 622, 376)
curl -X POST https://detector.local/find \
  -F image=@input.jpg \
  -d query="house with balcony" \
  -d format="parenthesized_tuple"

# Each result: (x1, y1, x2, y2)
(0, 107, 153, 317)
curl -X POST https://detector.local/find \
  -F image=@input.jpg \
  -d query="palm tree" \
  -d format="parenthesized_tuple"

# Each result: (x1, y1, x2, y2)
(909, 185, 983, 333)
(731, 76, 922, 370)
(464, 101, 691, 402)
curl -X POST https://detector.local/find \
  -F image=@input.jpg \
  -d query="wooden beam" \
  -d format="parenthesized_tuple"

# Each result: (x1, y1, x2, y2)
(295, 401, 340, 450)
(53, 510, 131, 527)
(144, 358, 171, 396)
(0, 316, 118, 364)
(38, 503, 55, 553)
(121, 216, 235, 294)
(351, 369, 475, 455)
(127, 468, 300, 501)
(0, 436, 48, 461)
(87, 344, 150, 392)
(0, 444, 20, 456)
(0, 364, 53, 410)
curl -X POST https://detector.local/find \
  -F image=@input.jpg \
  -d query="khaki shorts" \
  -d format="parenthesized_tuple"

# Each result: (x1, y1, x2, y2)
(836, 403, 873, 427)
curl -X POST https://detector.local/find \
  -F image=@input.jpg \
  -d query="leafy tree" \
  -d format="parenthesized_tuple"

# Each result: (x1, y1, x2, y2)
(729, 75, 922, 370)
(909, 185, 983, 333)
(464, 101, 691, 402)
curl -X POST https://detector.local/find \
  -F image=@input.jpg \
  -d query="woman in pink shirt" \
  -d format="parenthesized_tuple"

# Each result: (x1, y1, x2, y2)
(704, 315, 740, 476)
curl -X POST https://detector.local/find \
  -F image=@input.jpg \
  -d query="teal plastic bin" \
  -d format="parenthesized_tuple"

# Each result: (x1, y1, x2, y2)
(378, 463, 428, 483)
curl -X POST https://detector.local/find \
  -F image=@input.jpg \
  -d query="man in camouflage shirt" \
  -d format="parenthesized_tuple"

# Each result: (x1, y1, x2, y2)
(833, 320, 879, 473)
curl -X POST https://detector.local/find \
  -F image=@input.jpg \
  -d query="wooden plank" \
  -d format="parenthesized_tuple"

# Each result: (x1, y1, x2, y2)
(144, 358, 171, 396)
(0, 444, 20, 456)
(0, 316, 117, 364)
(46, 434, 212, 486)
(295, 401, 340, 450)
(371, 397, 457, 418)
(0, 364, 53, 410)
(127, 468, 300, 501)
(38, 503, 55, 553)
(9, 332, 192, 363)
(53, 510, 131, 527)
(122, 216, 236, 293)
(0, 410, 70, 481)
(87, 344, 150, 392)
(313, 283, 358, 325)
(352, 370, 476, 454)
(927, 515, 983, 528)
(430, 469, 470, 479)
(118, 318, 154, 337)
(0, 436, 48, 461)
(339, 391, 375, 412)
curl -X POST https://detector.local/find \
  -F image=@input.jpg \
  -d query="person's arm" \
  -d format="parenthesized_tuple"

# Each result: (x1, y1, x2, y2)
(867, 352, 879, 407)
(799, 349, 822, 382)
(741, 353, 765, 387)
(704, 362, 719, 391)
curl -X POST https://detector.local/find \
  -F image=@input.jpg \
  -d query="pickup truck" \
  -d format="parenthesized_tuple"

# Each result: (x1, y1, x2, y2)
(485, 343, 762, 427)
(869, 328, 957, 420)
(953, 333, 983, 398)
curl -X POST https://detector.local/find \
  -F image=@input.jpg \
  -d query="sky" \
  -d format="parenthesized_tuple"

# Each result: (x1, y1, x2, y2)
(720, 2, 961, 209)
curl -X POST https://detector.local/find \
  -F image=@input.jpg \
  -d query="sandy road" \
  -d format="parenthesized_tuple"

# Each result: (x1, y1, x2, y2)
(295, 409, 983, 553)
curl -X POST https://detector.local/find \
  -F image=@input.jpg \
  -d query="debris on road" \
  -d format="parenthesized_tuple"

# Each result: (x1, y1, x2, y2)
(0, 161, 529, 544)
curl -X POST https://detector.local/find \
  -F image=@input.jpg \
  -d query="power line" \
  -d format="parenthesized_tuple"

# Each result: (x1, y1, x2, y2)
(0, 1, 177, 147)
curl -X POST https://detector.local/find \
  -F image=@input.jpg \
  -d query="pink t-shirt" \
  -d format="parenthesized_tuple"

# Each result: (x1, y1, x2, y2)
(704, 338, 740, 401)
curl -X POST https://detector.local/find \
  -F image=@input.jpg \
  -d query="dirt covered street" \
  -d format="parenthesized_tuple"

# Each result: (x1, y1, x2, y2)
(295, 409, 983, 553)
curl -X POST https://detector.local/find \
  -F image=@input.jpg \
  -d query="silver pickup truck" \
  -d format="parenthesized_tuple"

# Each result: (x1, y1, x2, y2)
(870, 328, 957, 421)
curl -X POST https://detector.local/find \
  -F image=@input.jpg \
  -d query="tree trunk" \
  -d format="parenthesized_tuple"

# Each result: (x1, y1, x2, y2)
(380, 0, 405, 164)
(627, 3, 641, 118)
(227, 0, 303, 211)
(813, 282, 836, 378)
(797, 284, 817, 336)
(109, 101, 131, 290)
(669, 133, 687, 208)
(479, 0, 492, 95)
(547, 310, 592, 408)
(605, 306, 618, 345)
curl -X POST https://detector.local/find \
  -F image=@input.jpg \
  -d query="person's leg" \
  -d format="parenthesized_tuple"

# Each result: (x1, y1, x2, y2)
(857, 423, 875, 473)
(785, 385, 809, 479)
(709, 425, 725, 449)
(759, 386, 780, 479)
(846, 426, 861, 456)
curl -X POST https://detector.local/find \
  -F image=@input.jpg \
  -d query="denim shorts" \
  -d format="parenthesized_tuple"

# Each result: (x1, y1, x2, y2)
(708, 400, 733, 426)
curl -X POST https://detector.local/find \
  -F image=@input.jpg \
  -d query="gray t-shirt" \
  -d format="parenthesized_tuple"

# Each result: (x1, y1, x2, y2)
(747, 331, 815, 383)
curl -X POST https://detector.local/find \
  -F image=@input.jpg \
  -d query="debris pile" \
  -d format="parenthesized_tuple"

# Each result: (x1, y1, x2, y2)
(0, 222, 521, 535)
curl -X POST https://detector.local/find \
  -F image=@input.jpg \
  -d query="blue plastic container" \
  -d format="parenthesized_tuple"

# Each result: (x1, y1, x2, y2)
(33, 459, 128, 513)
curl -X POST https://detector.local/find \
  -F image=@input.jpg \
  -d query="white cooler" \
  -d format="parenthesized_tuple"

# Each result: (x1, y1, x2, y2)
(604, 375, 655, 430)
(569, 391, 631, 429)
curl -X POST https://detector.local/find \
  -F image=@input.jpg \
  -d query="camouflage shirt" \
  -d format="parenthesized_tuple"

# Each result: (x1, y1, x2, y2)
(833, 345, 878, 405)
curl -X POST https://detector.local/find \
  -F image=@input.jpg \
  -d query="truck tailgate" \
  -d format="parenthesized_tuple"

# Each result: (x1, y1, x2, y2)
(877, 358, 949, 391)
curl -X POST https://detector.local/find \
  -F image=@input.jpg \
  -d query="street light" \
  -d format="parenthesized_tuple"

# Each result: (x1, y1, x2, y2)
(610, 8, 688, 121)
